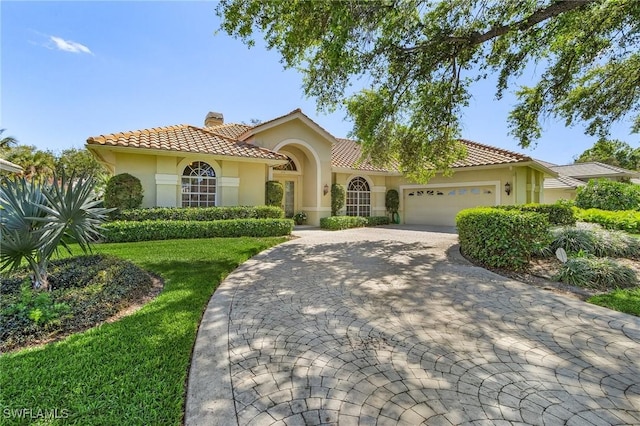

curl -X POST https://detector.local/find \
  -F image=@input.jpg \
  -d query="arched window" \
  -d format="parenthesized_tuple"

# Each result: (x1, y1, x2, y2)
(346, 176, 371, 217)
(273, 156, 297, 171)
(181, 161, 216, 207)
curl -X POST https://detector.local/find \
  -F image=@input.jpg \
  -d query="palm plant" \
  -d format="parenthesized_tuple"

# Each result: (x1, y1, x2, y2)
(0, 174, 113, 290)
(0, 128, 18, 149)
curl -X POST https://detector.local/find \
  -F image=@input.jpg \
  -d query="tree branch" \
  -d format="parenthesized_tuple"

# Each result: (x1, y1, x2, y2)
(403, 0, 597, 53)
(467, 0, 597, 45)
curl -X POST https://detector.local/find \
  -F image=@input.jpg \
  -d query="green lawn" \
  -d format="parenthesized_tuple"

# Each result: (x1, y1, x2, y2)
(0, 237, 286, 425)
(588, 287, 640, 317)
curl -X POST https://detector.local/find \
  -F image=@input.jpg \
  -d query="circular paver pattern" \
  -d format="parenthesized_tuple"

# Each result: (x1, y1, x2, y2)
(187, 226, 640, 426)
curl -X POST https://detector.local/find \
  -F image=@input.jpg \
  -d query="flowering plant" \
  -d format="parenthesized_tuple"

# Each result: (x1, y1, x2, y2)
(293, 211, 307, 224)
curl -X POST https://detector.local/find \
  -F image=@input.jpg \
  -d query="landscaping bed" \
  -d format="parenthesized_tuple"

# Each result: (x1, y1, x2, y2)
(1, 255, 156, 353)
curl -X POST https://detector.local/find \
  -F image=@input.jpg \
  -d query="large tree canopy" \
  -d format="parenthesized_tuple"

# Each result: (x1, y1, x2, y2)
(574, 138, 640, 170)
(218, 0, 640, 181)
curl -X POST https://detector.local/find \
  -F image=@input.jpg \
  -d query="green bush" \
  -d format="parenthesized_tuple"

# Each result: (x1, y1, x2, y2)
(496, 202, 575, 226)
(575, 178, 640, 211)
(320, 216, 368, 230)
(265, 181, 284, 206)
(331, 184, 345, 216)
(456, 207, 551, 270)
(554, 256, 637, 290)
(102, 219, 293, 242)
(104, 173, 144, 210)
(575, 208, 640, 233)
(366, 216, 390, 226)
(111, 205, 283, 221)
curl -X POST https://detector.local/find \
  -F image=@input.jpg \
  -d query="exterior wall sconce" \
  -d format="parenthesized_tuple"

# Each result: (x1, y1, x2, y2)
(504, 182, 511, 196)
(323, 184, 329, 196)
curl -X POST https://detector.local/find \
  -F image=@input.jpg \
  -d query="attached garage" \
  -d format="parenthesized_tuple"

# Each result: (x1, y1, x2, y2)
(402, 182, 499, 226)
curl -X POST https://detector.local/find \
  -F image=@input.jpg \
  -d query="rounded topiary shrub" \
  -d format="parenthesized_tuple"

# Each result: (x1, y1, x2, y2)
(331, 183, 345, 216)
(265, 181, 284, 206)
(104, 173, 144, 210)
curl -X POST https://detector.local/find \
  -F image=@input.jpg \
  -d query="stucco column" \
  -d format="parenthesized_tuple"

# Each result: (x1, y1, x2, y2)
(372, 185, 386, 216)
(155, 174, 179, 207)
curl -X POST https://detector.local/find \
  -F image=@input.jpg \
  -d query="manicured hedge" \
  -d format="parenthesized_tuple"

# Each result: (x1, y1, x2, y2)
(496, 202, 575, 226)
(111, 206, 284, 222)
(575, 178, 640, 211)
(456, 207, 551, 270)
(101, 219, 293, 242)
(320, 216, 368, 230)
(575, 208, 640, 234)
(366, 216, 391, 226)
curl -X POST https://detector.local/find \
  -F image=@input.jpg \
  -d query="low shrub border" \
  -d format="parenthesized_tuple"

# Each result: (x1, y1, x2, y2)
(320, 216, 368, 230)
(575, 208, 640, 234)
(366, 216, 390, 226)
(101, 219, 293, 242)
(111, 205, 284, 222)
(456, 207, 551, 270)
(496, 202, 575, 226)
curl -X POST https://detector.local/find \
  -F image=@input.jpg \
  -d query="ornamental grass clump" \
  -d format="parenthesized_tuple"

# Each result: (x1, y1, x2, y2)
(549, 224, 640, 258)
(554, 256, 637, 290)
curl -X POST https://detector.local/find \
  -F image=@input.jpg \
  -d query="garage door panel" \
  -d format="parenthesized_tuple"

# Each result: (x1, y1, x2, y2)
(404, 186, 496, 226)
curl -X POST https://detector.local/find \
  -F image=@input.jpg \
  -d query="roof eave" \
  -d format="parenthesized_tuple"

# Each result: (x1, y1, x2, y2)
(85, 143, 287, 165)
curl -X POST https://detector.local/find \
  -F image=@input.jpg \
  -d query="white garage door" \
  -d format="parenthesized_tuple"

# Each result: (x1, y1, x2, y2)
(404, 185, 497, 226)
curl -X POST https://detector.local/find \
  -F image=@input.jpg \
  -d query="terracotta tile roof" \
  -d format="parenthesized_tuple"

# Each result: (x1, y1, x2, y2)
(452, 139, 531, 167)
(206, 123, 252, 139)
(331, 138, 534, 172)
(332, 138, 397, 172)
(87, 124, 287, 161)
(544, 175, 586, 189)
(549, 162, 639, 178)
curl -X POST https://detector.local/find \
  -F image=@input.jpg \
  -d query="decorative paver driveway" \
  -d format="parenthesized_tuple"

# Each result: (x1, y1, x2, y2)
(187, 226, 640, 426)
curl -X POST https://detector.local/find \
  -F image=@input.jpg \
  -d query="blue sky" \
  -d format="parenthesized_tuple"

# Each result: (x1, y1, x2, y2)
(1, 1, 636, 165)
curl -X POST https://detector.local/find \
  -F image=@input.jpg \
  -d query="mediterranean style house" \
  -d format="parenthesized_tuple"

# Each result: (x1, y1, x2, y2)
(86, 109, 556, 226)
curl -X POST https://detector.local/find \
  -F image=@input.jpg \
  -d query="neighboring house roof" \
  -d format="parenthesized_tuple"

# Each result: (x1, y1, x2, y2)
(87, 124, 287, 161)
(549, 162, 639, 179)
(534, 159, 558, 169)
(544, 175, 587, 190)
(0, 158, 23, 173)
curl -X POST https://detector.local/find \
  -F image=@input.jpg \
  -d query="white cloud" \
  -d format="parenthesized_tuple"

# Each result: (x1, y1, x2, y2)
(48, 36, 92, 54)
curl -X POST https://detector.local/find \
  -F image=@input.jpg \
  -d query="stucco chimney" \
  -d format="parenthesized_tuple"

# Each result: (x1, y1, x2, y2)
(204, 111, 224, 127)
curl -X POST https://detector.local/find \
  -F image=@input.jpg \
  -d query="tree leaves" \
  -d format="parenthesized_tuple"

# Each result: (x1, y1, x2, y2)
(218, 0, 640, 180)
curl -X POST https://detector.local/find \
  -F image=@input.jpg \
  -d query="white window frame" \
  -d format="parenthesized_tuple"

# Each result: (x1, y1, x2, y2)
(346, 176, 371, 217)
(181, 161, 217, 207)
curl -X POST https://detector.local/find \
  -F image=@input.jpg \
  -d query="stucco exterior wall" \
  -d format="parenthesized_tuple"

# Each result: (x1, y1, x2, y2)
(238, 162, 266, 205)
(544, 188, 577, 204)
